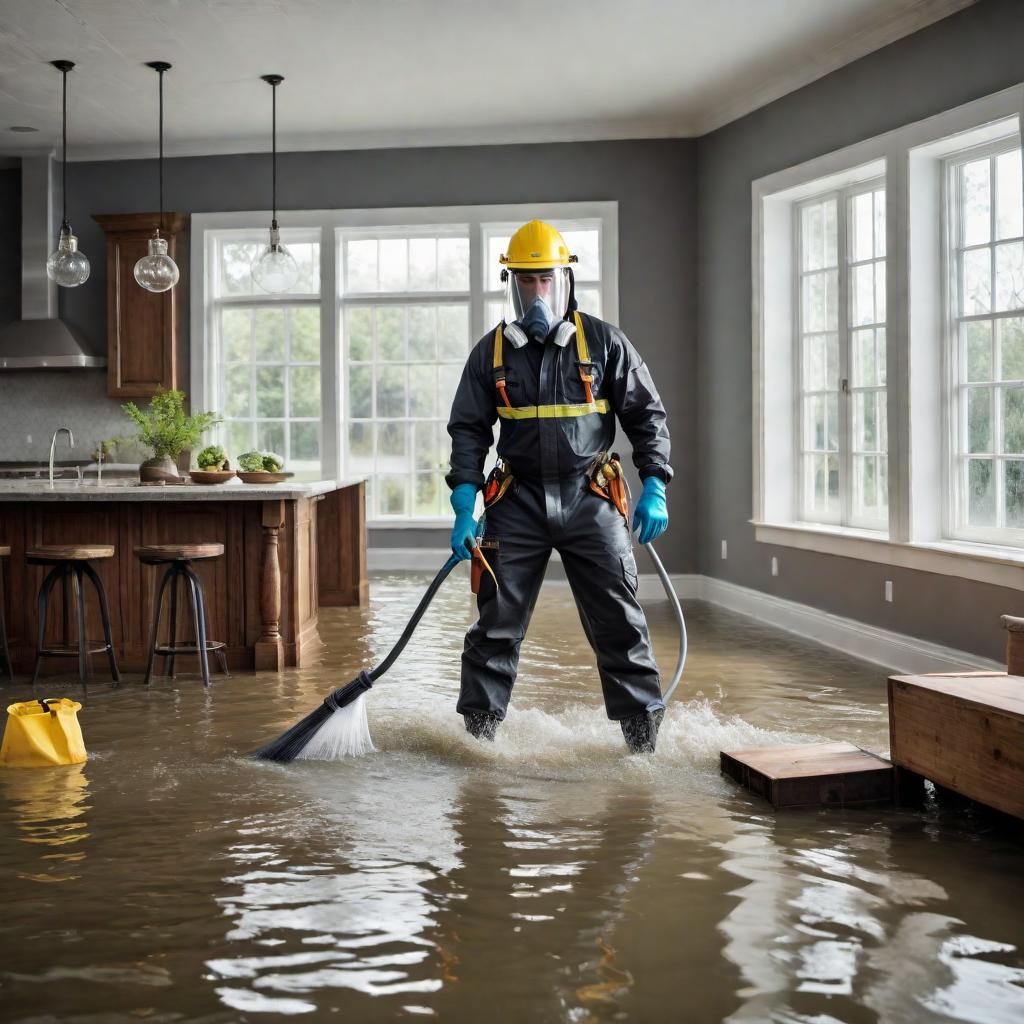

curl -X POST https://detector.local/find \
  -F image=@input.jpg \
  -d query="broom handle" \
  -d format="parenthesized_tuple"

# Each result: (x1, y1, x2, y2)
(368, 553, 462, 681)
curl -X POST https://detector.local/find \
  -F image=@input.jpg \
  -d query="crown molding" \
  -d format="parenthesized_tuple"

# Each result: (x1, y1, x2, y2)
(694, 0, 977, 135)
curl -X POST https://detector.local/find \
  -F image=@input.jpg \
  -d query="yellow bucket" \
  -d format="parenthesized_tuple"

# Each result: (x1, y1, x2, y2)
(0, 698, 87, 768)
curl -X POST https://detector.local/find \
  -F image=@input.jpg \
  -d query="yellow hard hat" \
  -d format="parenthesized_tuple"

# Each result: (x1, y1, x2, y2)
(499, 220, 577, 270)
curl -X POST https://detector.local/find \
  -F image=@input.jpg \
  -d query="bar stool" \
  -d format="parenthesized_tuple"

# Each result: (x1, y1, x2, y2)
(0, 545, 11, 680)
(27, 545, 120, 686)
(136, 544, 229, 687)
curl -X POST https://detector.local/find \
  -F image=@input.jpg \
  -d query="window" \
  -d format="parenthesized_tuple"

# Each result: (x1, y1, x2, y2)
(194, 203, 617, 523)
(796, 182, 887, 529)
(340, 228, 471, 518)
(209, 229, 323, 479)
(753, 84, 1024, 588)
(947, 142, 1024, 542)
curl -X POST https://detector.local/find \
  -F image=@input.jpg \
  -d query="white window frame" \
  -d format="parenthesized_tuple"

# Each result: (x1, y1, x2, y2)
(943, 137, 1024, 547)
(203, 226, 323, 477)
(753, 84, 1024, 589)
(191, 201, 618, 526)
(793, 178, 888, 531)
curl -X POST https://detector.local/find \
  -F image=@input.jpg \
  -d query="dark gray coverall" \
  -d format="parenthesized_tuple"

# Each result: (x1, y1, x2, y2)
(446, 311, 672, 722)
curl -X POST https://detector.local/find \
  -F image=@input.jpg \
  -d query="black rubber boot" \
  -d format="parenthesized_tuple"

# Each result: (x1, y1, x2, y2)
(620, 708, 664, 754)
(463, 711, 501, 742)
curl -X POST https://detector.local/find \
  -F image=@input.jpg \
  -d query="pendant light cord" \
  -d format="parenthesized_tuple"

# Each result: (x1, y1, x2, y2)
(61, 65, 68, 229)
(158, 66, 164, 236)
(261, 74, 284, 230)
(272, 80, 277, 225)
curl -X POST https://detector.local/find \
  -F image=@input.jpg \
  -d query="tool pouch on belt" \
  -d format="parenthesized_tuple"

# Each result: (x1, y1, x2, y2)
(470, 538, 499, 595)
(482, 459, 514, 509)
(588, 452, 630, 520)
(0, 698, 87, 768)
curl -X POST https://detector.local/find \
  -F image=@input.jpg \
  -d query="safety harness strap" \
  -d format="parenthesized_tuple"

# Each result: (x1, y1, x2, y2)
(491, 315, 605, 418)
(497, 399, 610, 420)
(573, 311, 595, 405)
(492, 323, 512, 409)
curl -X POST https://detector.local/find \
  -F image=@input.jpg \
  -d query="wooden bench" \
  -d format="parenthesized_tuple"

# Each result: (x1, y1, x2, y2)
(888, 671, 1024, 820)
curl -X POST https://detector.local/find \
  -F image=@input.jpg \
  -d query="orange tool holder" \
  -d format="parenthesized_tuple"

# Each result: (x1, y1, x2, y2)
(470, 539, 498, 595)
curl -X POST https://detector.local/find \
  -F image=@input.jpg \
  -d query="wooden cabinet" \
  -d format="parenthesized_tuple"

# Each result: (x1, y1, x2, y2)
(93, 212, 187, 398)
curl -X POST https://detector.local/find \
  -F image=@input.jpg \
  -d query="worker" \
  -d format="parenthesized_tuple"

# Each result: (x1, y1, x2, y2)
(447, 220, 671, 753)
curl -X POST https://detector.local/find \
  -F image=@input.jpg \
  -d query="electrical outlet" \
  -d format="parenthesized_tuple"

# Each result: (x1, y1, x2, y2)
(721, 540, 728, 560)
(771, 556, 779, 577)
(26, 435, 31, 445)
(885, 580, 893, 602)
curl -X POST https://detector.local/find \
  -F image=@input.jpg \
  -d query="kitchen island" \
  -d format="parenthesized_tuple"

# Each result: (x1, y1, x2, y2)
(0, 477, 366, 674)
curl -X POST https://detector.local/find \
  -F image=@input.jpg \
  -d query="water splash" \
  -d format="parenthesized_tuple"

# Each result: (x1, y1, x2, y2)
(370, 697, 811, 777)
(294, 694, 376, 761)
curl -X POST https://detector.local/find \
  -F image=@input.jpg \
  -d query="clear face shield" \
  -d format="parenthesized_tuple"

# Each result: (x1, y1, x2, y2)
(503, 266, 572, 336)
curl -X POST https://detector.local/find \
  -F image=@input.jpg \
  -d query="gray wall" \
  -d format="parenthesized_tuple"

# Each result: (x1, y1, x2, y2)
(696, 0, 1024, 662)
(0, 140, 697, 569)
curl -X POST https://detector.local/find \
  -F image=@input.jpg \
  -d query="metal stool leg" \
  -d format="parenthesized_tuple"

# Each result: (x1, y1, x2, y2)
(143, 564, 175, 686)
(71, 564, 89, 685)
(166, 567, 180, 678)
(31, 564, 65, 687)
(82, 561, 120, 685)
(184, 567, 210, 688)
(0, 559, 11, 681)
(185, 564, 227, 678)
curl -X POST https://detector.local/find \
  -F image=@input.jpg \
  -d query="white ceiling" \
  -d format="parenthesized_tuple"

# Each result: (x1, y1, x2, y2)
(0, 0, 975, 161)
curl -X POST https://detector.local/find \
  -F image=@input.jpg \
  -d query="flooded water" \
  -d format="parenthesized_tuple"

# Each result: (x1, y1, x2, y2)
(2, 570, 1023, 1022)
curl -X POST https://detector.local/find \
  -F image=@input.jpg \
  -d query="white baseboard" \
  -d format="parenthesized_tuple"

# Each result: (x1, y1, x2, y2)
(365, 550, 1002, 674)
(698, 575, 1003, 674)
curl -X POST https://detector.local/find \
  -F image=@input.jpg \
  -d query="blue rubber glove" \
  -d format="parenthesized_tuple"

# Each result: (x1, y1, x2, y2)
(450, 483, 479, 561)
(632, 476, 668, 546)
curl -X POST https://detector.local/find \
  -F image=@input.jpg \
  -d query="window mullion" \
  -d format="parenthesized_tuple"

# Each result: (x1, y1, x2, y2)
(793, 204, 804, 521)
(321, 225, 340, 480)
(837, 189, 852, 527)
(469, 214, 485, 343)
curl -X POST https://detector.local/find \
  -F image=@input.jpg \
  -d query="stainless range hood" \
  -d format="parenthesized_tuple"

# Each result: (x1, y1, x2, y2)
(0, 155, 105, 370)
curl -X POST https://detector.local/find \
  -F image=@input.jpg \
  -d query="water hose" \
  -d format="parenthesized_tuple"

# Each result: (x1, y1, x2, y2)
(642, 541, 687, 701)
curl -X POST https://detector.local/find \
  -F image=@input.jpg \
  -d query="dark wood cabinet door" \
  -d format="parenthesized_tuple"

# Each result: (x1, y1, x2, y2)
(93, 212, 187, 398)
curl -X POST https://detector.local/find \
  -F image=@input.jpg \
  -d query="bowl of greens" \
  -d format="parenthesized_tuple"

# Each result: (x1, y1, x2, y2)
(236, 450, 292, 483)
(189, 444, 236, 484)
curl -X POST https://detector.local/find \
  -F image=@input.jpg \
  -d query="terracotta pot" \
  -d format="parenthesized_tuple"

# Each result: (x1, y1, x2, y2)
(139, 455, 180, 483)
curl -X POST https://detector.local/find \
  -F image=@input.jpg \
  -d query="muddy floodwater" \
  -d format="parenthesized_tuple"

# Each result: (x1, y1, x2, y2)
(1, 570, 1023, 1022)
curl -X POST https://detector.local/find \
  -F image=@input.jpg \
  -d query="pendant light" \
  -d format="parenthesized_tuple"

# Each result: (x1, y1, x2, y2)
(134, 61, 179, 293)
(251, 74, 299, 293)
(45, 60, 90, 288)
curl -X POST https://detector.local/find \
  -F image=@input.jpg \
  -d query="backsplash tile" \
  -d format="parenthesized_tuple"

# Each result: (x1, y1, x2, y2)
(0, 370, 147, 462)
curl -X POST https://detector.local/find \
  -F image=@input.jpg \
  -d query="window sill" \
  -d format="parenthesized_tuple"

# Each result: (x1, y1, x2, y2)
(752, 520, 1024, 589)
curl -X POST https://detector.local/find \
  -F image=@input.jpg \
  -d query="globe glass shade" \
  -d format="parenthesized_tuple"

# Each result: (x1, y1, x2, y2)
(46, 226, 90, 287)
(252, 244, 299, 294)
(133, 235, 179, 293)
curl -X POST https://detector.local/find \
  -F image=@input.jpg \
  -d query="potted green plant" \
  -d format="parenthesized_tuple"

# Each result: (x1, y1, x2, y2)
(122, 388, 221, 482)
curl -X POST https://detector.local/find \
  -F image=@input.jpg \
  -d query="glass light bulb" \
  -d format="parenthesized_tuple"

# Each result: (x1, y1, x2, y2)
(46, 224, 90, 287)
(252, 225, 299, 293)
(133, 235, 179, 293)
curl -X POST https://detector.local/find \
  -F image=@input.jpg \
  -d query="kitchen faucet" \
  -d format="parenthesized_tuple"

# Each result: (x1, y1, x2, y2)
(48, 427, 75, 486)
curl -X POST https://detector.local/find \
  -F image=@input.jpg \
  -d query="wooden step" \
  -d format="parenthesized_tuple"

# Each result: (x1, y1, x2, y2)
(720, 741, 894, 809)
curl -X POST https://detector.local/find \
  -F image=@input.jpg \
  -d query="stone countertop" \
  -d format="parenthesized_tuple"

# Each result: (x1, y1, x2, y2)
(0, 478, 362, 502)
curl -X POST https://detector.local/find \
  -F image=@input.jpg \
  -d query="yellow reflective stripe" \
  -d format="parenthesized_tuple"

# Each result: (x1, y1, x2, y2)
(497, 399, 610, 420)
(573, 311, 590, 363)
(493, 323, 504, 370)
